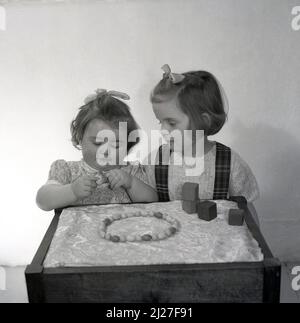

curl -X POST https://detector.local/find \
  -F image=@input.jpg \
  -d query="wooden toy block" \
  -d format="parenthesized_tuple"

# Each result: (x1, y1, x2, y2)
(228, 209, 245, 226)
(182, 200, 198, 214)
(182, 182, 199, 201)
(197, 201, 217, 221)
(229, 196, 248, 208)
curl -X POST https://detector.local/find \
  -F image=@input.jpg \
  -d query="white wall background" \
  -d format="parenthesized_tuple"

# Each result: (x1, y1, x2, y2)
(0, 0, 299, 266)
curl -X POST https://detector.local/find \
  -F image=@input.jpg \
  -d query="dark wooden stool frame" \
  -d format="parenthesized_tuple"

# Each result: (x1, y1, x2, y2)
(25, 197, 281, 303)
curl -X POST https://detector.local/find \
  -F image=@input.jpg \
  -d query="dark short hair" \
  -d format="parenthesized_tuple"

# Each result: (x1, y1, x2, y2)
(71, 94, 140, 152)
(151, 70, 228, 136)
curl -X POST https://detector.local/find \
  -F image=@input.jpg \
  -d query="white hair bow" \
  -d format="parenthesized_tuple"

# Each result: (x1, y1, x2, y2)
(161, 64, 185, 84)
(84, 88, 130, 105)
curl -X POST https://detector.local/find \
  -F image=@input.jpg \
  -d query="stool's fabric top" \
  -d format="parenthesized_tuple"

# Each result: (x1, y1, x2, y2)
(44, 201, 263, 268)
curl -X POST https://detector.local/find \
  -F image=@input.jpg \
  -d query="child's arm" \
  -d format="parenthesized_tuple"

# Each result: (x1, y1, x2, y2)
(105, 169, 158, 203)
(127, 176, 158, 203)
(36, 175, 97, 211)
(36, 184, 77, 211)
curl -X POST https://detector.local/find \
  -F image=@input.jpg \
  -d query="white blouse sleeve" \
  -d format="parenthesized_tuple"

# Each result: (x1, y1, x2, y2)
(229, 151, 260, 202)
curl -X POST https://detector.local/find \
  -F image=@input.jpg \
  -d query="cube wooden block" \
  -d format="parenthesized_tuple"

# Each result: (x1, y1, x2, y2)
(182, 182, 199, 201)
(182, 200, 198, 214)
(228, 209, 245, 226)
(229, 196, 247, 208)
(197, 201, 217, 222)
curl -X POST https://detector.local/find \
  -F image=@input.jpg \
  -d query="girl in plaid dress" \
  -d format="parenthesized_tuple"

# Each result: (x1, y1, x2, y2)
(144, 65, 259, 204)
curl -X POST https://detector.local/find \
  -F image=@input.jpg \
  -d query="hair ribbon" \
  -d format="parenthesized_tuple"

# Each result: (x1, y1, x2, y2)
(84, 88, 130, 105)
(161, 64, 185, 84)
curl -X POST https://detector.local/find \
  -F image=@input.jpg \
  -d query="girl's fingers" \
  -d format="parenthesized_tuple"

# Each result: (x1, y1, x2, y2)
(84, 182, 97, 190)
(111, 176, 124, 189)
(99, 183, 110, 189)
(84, 182, 97, 189)
(91, 182, 97, 188)
(113, 181, 122, 189)
(104, 170, 114, 176)
(106, 169, 122, 178)
(83, 179, 93, 185)
(106, 171, 118, 182)
(96, 176, 107, 186)
(103, 170, 124, 189)
(109, 178, 119, 189)
(82, 175, 95, 180)
(107, 172, 121, 184)
(84, 177, 97, 185)
(84, 188, 93, 194)
(104, 172, 113, 182)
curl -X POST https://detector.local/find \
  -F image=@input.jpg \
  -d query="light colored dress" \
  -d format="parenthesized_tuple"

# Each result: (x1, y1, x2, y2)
(46, 159, 149, 205)
(143, 142, 260, 202)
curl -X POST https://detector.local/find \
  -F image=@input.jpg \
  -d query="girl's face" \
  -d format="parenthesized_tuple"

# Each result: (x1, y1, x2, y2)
(152, 96, 190, 151)
(81, 119, 124, 171)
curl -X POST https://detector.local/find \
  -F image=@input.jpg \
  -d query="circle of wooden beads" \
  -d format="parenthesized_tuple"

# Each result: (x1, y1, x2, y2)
(99, 211, 180, 243)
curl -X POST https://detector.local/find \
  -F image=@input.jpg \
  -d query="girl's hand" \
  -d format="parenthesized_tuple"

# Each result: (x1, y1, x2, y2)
(95, 173, 109, 186)
(71, 175, 97, 199)
(105, 169, 133, 190)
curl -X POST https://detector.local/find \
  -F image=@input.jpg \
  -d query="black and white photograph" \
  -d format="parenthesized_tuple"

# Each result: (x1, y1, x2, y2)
(0, 0, 299, 305)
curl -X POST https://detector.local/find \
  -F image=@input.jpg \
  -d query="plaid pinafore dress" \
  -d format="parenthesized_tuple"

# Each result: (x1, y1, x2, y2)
(155, 142, 231, 201)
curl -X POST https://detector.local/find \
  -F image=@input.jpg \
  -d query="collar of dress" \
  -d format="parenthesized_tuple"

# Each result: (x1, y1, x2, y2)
(80, 160, 99, 175)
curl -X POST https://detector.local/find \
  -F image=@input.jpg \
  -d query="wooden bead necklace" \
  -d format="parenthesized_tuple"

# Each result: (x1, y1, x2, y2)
(99, 211, 180, 243)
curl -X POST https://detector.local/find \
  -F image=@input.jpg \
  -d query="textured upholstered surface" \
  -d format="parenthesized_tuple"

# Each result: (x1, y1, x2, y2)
(44, 200, 263, 268)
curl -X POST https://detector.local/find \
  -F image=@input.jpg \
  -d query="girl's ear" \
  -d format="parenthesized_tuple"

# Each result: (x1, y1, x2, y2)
(201, 113, 212, 131)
